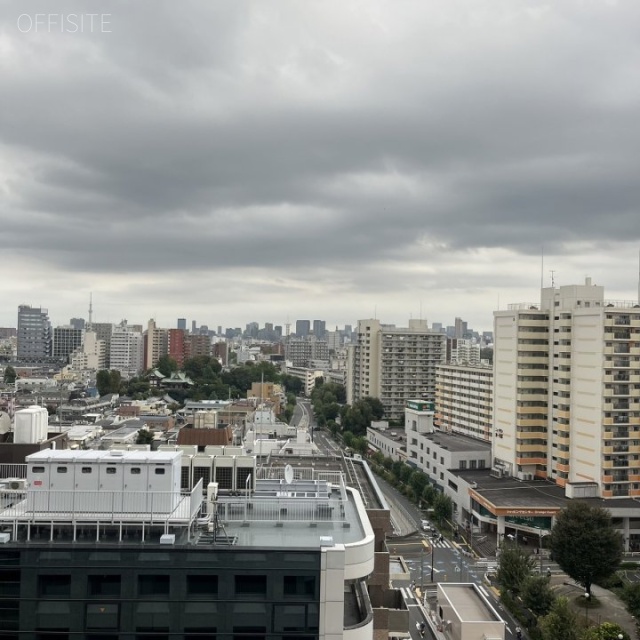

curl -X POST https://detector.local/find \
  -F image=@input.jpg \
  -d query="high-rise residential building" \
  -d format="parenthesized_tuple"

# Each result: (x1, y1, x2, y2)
(52, 326, 83, 360)
(312, 320, 326, 339)
(295, 320, 311, 338)
(92, 322, 114, 369)
(285, 337, 329, 368)
(347, 319, 446, 421)
(217, 325, 222, 335)
(17, 305, 52, 361)
(185, 333, 211, 359)
(110, 321, 144, 378)
(70, 330, 106, 371)
(192, 320, 197, 334)
(70, 317, 85, 331)
(144, 319, 168, 370)
(493, 277, 640, 499)
(168, 328, 187, 368)
(177, 318, 187, 331)
(446, 338, 481, 365)
(436, 363, 493, 441)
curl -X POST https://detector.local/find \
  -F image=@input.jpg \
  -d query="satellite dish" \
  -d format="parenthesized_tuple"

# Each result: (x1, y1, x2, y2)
(284, 464, 294, 484)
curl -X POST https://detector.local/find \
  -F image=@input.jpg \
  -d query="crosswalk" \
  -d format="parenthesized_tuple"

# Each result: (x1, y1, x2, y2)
(425, 538, 453, 549)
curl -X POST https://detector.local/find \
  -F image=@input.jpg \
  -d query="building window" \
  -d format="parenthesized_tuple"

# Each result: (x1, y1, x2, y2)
(470, 460, 477, 469)
(56, 467, 68, 474)
(38, 574, 71, 597)
(235, 575, 267, 596)
(459, 460, 467, 470)
(82, 467, 93, 474)
(138, 575, 170, 597)
(154, 468, 166, 475)
(88, 575, 121, 597)
(187, 575, 218, 597)
(284, 575, 316, 597)
(131, 468, 141, 475)
(86, 604, 119, 630)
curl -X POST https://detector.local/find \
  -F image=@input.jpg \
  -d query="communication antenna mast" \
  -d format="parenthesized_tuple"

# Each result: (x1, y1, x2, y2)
(88, 293, 93, 331)
(550, 270, 556, 288)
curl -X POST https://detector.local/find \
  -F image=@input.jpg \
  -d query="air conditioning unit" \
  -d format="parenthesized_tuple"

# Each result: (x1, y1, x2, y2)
(1, 478, 27, 491)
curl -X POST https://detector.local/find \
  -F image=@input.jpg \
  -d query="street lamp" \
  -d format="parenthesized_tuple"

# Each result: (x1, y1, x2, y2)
(584, 592, 590, 625)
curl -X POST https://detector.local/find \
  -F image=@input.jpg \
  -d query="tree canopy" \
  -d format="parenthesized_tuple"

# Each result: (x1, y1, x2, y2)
(538, 596, 581, 640)
(549, 502, 623, 596)
(3, 365, 16, 384)
(96, 369, 122, 396)
(496, 542, 537, 596)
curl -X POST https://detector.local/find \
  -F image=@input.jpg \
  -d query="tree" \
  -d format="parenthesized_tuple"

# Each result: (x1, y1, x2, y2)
(96, 370, 112, 396)
(538, 597, 581, 640)
(549, 502, 623, 597)
(135, 429, 154, 445)
(432, 492, 453, 527)
(496, 542, 537, 596)
(521, 574, 556, 617)
(155, 355, 178, 377)
(361, 396, 384, 420)
(3, 365, 16, 384)
(421, 483, 437, 507)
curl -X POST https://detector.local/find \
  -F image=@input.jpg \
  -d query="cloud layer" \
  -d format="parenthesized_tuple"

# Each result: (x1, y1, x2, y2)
(1, 0, 640, 330)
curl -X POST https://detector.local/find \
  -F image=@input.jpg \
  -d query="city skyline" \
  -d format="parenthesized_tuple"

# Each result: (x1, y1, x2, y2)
(2, 2, 640, 331)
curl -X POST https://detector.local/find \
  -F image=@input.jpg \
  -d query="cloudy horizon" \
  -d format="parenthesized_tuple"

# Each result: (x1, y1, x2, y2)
(2, 0, 640, 332)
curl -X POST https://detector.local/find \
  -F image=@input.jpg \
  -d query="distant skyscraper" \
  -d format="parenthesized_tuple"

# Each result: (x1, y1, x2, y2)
(70, 317, 85, 331)
(110, 321, 144, 378)
(296, 320, 310, 337)
(217, 325, 222, 335)
(53, 326, 83, 360)
(192, 320, 197, 334)
(177, 318, 187, 331)
(17, 305, 52, 361)
(92, 323, 114, 369)
(431, 322, 443, 333)
(312, 320, 326, 339)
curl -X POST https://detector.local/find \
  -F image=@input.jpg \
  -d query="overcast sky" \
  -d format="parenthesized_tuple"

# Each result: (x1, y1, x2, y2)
(2, 1, 639, 333)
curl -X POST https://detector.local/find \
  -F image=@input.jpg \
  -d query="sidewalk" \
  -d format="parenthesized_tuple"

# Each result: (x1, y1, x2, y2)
(550, 577, 637, 638)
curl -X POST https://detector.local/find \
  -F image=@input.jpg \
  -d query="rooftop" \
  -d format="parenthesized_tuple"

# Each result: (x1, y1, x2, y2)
(439, 583, 503, 623)
(455, 469, 640, 513)
(424, 431, 490, 454)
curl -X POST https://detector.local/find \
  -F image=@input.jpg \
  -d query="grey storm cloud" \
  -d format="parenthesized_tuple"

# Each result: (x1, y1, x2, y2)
(1, 0, 640, 326)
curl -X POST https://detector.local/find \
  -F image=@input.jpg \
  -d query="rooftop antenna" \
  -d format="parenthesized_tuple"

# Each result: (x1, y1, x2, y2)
(88, 293, 93, 331)
(550, 270, 556, 288)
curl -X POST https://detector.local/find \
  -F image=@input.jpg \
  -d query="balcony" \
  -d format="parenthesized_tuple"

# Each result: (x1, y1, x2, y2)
(344, 579, 374, 637)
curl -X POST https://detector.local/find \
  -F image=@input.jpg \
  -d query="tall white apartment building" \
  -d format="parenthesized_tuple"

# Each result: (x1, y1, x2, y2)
(144, 318, 168, 370)
(347, 319, 446, 421)
(447, 338, 481, 365)
(493, 277, 640, 499)
(69, 331, 106, 371)
(110, 321, 144, 378)
(436, 364, 493, 441)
